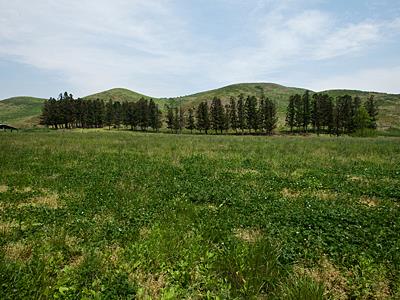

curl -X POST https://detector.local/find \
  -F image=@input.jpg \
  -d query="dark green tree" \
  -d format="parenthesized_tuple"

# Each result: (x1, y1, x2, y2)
(237, 94, 246, 133)
(166, 105, 174, 132)
(196, 101, 210, 134)
(365, 95, 378, 129)
(245, 95, 258, 132)
(263, 97, 278, 135)
(286, 95, 296, 132)
(173, 107, 180, 133)
(186, 108, 195, 134)
(105, 99, 114, 130)
(179, 107, 185, 133)
(148, 99, 162, 131)
(229, 97, 238, 133)
(302, 91, 311, 132)
(210, 97, 224, 133)
(113, 101, 122, 129)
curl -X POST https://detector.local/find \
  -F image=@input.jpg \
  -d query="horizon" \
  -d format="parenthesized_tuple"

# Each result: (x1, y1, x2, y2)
(0, 1, 399, 99)
(2, 82, 400, 101)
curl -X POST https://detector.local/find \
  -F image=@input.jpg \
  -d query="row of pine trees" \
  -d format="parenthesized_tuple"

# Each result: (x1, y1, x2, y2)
(40, 92, 162, 130)
(41, 91, 377, 135)
(166, 95, 277, 134)
(286, 91, 378, 135)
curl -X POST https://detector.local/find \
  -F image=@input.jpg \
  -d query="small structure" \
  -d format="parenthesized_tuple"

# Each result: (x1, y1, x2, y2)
(0, 124, 18, 132)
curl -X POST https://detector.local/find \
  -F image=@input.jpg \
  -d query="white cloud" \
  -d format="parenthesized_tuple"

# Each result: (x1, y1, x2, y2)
(0, 0, 195, 96)
(0, 0, 399, 97)
(313, 22, 380, 60)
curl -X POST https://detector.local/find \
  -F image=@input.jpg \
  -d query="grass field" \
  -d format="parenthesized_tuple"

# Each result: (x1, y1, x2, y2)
(1, 131, 399, 299)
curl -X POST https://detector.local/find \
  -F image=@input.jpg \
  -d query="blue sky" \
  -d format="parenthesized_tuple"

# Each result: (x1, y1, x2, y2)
(0, 0, 399, 99)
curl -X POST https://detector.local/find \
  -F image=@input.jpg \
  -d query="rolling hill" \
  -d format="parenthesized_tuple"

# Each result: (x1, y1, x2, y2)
(1, 83, 399, 129)
(175, 83, 306, 113)
(83, 88, 153, 102)
(0, 96, 46, 128)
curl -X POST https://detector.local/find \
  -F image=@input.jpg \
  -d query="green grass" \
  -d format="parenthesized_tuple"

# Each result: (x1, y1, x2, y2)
(1, 131, 399, 299)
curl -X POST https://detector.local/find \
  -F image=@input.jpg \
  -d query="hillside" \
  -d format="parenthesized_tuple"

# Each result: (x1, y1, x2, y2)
(174, 84, 400, 129)
(1, 83, 399, 129)
(0, 96, 45, 128)
(84, 88, 153, 102)
(175, 83, 306, 113)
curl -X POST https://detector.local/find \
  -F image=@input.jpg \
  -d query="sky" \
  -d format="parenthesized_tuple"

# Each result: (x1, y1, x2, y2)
(0, 0, 399, 99)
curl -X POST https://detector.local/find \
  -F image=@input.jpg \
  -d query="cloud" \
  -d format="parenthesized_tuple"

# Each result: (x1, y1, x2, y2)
(313, 22, 380, 60)
(0, 0, 194, 96)
(0, 0, 399, 97)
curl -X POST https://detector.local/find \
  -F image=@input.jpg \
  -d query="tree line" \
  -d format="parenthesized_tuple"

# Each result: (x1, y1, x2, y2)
(41, 91, 377, 135)
(40, 92, 162, 131)
(286, 91, 378, 135)
(166, 95, 278, 134)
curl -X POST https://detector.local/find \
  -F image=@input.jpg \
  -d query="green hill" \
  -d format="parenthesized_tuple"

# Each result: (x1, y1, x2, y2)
(1, 84, 399, 129)
(84, 88, 153, 102)
(172, 83, 400, 129)
(0, 96, 45, 128)
(175, 83, 306, 113)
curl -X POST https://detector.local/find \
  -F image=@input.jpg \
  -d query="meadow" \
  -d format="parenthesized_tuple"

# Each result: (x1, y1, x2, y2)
(0, 130, 399, 299)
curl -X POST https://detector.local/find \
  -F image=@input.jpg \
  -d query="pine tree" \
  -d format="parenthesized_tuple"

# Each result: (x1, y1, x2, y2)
(245, 95, 257, 132)
(324, 96, 335, 135)
(223, 104, 230, 133)
(173, 107, 180, 133)
(148, 99, 161, 131)
(210, 97, 224, 133)
(179, 106, 185, 133)
(40, 99, 51, 127)
(237, 94, 245, 133)
(311, 94, 322, 135)
(137, 98, 149, 131)
(333, 103, 341, 137)
(365, 95, 378, 129)
(113, 101, 122, 129)
(302, 91, 311, 132)
(166, 105, 174, 132)
(264, 97, 278, 135)
(293, 94, 303, 131)
(229, 97, 238, 133)
(337, 95, 353, 133)
(196, 101, 210, 134)
(105, 100, 114, 130)
(76, 98, 83, 128)
(286, 95, 296, 132)
(186, 108, 195, 134)
(94, 99, 105, 128)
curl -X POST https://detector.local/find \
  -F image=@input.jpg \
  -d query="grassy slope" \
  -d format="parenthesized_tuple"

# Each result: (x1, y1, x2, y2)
(84, 88, 166, 109)
(84, 88, 153, 102)
(176, 83, 306, 113)
(0, 97, 45, 128)
(0, 131, 399, 298)
(1, 84, 399, 129)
